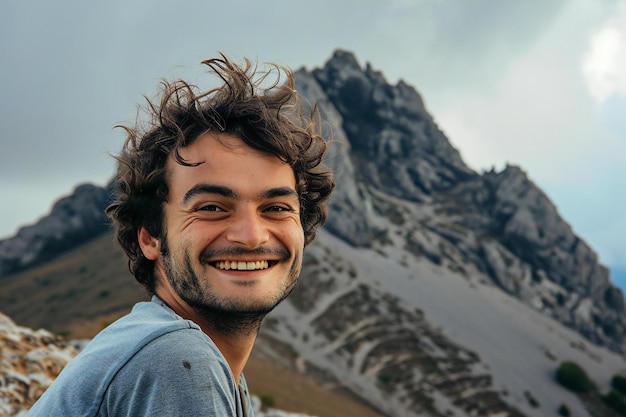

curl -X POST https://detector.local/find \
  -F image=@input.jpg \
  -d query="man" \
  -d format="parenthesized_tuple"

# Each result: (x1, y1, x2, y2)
(28, 55, 335, 416)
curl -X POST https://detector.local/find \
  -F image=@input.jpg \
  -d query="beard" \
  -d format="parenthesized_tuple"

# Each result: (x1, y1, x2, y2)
(159, 237, 301, 336)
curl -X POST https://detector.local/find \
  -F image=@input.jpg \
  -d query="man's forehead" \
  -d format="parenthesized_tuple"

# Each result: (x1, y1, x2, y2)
(169, 132, 283, 166)
(164, 133, 296, 198)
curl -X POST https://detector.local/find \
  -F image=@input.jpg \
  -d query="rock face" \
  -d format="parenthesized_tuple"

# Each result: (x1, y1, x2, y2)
(437, 165, 624, 350)
(0, 183, 114, 276)
(298, 50, 475, 247)
(311, 50, 474, 202)
(0, 311, 82, 416)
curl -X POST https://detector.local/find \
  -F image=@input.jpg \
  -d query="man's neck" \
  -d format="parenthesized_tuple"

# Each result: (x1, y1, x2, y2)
(155, 289, 262, 385)
(202, 324, 258, 385)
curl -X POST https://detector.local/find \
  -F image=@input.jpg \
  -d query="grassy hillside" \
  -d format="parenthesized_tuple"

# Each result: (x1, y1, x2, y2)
(0, 233, 387, 417)
(0, 232, 147, 338)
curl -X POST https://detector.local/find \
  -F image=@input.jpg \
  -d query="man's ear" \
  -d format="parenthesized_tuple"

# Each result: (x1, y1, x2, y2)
(138, 227, 160, 261)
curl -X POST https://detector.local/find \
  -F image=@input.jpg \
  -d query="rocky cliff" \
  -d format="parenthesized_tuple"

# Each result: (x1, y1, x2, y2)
(0, 183, 114, 276)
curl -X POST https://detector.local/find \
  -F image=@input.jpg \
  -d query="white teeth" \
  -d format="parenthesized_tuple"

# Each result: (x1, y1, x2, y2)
(215, 260, 269, 270)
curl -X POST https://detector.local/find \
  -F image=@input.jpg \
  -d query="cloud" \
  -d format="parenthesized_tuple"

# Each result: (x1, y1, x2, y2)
(582, 2, 626, 103)
(429, 5, 603, 182)
(368, 0, 569, 93)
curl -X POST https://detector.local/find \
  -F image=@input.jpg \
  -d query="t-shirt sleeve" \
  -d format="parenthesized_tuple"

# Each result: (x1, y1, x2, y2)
(100, 328, 238, 416)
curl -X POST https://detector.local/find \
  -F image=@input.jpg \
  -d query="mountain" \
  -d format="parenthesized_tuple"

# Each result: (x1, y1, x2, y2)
(0, 183, 114, 276)
(296, 50, 624, 354)
(1, 49, 625, 417)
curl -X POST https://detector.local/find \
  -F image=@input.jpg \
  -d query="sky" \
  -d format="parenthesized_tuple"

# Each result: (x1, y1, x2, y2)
(0, 0, 625, 289)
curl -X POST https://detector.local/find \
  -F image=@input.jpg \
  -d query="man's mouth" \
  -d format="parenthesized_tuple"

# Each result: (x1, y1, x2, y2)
(214, 260, 273, 271)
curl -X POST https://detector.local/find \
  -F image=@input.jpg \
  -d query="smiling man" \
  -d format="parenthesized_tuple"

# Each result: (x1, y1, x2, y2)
(27, 56, 335, 417)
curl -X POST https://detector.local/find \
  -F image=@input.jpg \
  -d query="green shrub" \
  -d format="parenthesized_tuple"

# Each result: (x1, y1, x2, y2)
(259, 394, 275, 408)
(603, 389, 626, 415)
(557, 403, 570, 417)
(613, 374, 626, 396)
(377, 371, 392, 386)
(555, 361, 593, 393)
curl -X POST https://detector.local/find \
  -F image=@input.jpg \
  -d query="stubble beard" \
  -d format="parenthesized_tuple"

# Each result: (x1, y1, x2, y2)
(160, 238, 301, 337)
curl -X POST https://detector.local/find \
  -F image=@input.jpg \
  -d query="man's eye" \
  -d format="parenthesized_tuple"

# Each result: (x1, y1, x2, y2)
(198, 205, 224, 212)
(266, 205, 288, 212)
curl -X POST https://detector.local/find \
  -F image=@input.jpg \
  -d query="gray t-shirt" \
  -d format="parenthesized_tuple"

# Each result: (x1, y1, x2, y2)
(28, 296, 254, 416)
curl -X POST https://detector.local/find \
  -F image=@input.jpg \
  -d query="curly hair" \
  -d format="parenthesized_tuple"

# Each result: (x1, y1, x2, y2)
(106, 55, 335, 293)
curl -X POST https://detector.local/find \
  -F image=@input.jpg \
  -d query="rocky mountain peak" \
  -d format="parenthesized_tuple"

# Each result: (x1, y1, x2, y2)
(312, 49, 475, 204)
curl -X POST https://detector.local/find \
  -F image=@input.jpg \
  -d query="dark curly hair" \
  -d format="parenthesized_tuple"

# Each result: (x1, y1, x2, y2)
(106, 55, 335, 293)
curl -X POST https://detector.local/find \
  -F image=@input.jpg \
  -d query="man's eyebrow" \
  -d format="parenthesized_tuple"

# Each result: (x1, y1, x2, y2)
(262, 187, 299, 200)
(182, 184, 236, 205)
(181, 184, 298, 205)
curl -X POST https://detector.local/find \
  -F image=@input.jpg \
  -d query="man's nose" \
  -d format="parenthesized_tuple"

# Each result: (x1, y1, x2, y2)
(225, 209, 270, 248)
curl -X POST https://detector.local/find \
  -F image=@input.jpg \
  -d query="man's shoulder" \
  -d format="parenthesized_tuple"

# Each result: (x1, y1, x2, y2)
(110, 305, 227, 376)
(101, 309, 237, 415)
(99, 296, 198, 338)
(77, 296, 215, 374)
(27, 297, 214, 416)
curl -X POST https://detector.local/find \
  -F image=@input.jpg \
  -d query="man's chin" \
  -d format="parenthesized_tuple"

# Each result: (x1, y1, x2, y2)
(211, 300, 280, 317)
(187, 299, 278, 336)
(187, 296, 279, 317)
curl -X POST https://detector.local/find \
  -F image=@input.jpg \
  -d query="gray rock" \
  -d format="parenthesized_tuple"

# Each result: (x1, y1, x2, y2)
(0, 182, 113, 275)
(311, 50, 476, 202)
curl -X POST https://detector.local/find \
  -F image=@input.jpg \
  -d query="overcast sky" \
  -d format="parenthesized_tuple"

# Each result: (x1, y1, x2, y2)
(1, 0, 625, 288)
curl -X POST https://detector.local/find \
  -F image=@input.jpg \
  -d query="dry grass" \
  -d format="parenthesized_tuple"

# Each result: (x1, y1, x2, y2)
(0, 233, 148, 337)
(245, 349, 388, 417)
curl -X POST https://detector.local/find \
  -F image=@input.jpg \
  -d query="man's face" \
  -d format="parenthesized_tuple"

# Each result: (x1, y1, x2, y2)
(154, 133, 304, 316)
